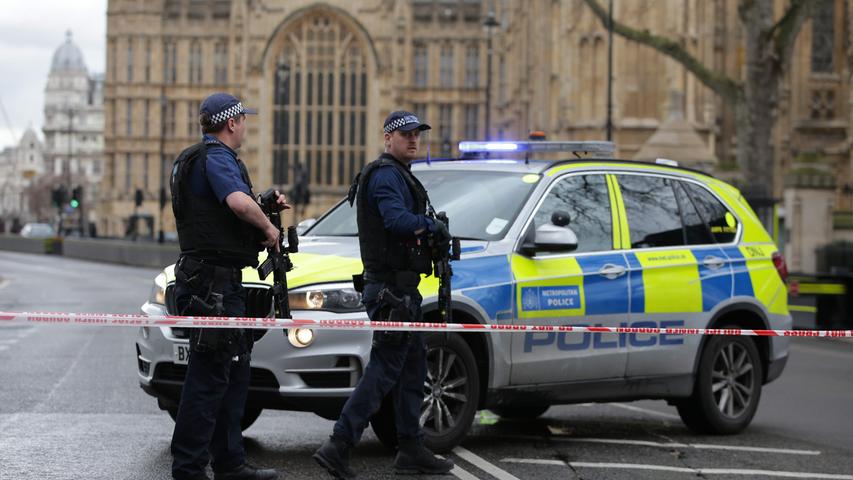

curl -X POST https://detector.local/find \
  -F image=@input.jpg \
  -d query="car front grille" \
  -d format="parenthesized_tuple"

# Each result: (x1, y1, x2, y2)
(295, 356, 362, 388)
(165, 284, 273, 340)
(154, 363, 280, 389)
(299, 372, 354, 388)
(136, 344, 150, 376)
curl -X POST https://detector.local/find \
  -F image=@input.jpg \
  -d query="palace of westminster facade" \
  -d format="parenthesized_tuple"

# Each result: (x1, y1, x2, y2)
(100, 0, 852, 272)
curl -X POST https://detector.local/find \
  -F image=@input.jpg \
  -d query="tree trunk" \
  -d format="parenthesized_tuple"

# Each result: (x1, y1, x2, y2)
(736, 0, 775, 201)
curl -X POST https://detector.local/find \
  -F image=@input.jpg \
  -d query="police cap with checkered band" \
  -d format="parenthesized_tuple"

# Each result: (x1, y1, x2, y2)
(383, 110, 431, 134)
(200, 93, 257, 125)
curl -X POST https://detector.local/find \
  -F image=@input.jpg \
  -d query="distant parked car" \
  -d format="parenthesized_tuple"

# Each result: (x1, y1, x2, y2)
(19, 223, 55, 239)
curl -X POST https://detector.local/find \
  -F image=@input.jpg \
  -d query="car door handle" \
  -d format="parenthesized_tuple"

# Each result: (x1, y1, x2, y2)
(598, 264, 626, 280)
(703, 255, 726, 270)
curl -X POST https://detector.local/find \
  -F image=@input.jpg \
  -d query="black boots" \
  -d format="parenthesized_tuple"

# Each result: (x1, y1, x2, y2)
(213, 463, 279, 480)
(394, 442, 454, 475)
(314, 436, 453, 478)
(313, 437, 357, 479)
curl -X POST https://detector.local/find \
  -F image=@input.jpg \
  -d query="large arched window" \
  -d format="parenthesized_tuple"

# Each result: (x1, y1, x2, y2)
(272, 14, 368, 187)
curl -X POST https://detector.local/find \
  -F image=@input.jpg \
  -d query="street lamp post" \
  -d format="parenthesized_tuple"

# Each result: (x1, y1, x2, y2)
(158, 92, 166, 243)
(483, 11, 499, 141)
(605, 0, 614, 141)
(64, 105, 75, 236)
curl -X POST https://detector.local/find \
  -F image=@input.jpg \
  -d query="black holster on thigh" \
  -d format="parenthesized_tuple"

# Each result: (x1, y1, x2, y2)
(176, 256, 244, 357)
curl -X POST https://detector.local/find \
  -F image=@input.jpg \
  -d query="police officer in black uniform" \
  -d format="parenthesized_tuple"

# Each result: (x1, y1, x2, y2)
(312, 111, 453, 479)
(170, 93, 283, 480)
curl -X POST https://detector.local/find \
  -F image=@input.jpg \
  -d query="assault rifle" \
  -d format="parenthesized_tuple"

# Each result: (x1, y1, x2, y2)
(429, 210, 461, 324)
(257, 189, 299, 319)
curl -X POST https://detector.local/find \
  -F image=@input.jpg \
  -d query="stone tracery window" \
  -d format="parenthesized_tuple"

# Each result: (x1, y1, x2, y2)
(811, 0, 834, 73)
(272, 14, 368, 187)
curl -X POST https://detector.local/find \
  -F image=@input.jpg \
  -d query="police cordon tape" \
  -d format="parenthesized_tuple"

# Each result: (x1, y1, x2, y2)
(0, 311, 851, 338)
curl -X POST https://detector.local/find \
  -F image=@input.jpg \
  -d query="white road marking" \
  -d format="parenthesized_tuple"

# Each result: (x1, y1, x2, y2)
(611, 402, 681, 420)
(502, 458, 853, 479)
(551, 437, 820, 456)
(453, 446, 522, 480)
(504, 458, 564, 466)
(449, 463, 483, 480)
(439, 455, 482, 480)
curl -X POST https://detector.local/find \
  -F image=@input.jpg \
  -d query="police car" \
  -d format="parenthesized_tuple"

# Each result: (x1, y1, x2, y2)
(138, 140, 789, 452)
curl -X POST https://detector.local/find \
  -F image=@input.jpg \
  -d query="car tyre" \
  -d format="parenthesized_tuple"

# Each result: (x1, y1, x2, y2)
(370, 332, 480, 453)
(167, 405, 263, 432)
(491, 405, 550, 419)
(676, 328, 763, 434)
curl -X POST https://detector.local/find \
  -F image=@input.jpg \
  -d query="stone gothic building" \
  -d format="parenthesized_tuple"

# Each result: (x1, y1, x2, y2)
(101, 0, 852, 272)
(43, 31, 105, 232)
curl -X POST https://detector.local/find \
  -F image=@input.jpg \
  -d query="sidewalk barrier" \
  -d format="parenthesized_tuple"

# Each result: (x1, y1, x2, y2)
(789, 274, 853, 330)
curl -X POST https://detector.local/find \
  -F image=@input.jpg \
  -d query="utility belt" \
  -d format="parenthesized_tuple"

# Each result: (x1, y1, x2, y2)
(176, 255, 249, 357)
(357, 270, 423, 346)
(359, 269, 420, 290)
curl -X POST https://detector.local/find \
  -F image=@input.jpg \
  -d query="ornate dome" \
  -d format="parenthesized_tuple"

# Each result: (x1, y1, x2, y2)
(50, 31, 87, 73)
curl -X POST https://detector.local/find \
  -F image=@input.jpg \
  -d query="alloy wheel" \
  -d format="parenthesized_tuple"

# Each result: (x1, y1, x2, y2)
(421, 344, 470, 434)
(712, 342, 755, 419)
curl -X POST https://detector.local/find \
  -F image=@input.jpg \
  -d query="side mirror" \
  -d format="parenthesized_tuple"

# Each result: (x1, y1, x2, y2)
(551, 210, 571, 227)
(533, 224, 578, 252)
(295, 218, 317, 235)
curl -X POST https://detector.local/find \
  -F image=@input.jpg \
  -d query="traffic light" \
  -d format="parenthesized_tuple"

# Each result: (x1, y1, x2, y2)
(70, 186, 82, 209)
(51, 185, 67, 208)
(135, 188, 144, 208)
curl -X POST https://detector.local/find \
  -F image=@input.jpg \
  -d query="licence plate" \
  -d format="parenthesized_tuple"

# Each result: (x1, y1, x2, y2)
(173, 343, 191, 365)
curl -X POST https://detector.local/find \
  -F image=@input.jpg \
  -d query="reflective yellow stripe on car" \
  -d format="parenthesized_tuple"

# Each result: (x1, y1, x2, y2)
(633, 249, 703, 314)
(739, 245, 788, 316)
(512, 254, 586, 319)
(607, 174, 631, 250)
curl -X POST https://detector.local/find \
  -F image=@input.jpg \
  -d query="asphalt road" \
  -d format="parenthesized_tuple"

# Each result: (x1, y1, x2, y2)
(1, 251, 852, 480)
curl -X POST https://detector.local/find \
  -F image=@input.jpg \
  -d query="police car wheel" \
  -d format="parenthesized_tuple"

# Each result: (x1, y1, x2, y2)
(422, 332, 480, 452)
(491, 405, 550, 419)
(166, 405, 263, 432)
(677, 332, 763, 434)
(369, 333, 480, 453)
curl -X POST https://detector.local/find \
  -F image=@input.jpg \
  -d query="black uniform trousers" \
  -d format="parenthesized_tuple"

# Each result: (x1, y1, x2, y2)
(332, 280, 428, 447)
(170, 257, 251, 480)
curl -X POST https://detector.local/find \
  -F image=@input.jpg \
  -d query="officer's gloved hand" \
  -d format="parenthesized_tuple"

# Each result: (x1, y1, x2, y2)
(431, 219, 452, 252)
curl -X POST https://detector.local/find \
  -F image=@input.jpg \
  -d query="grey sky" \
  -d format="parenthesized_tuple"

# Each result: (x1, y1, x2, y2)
(0, 0, 107, 151)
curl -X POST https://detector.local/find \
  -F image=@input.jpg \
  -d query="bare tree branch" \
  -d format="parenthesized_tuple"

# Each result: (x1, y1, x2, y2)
(581, 0, 743, 102)
(769, 0, 821, 73)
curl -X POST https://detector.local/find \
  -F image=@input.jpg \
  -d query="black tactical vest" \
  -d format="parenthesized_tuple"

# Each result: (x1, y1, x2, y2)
(171, 140, 261, 268)
(349, 153, 430, 275)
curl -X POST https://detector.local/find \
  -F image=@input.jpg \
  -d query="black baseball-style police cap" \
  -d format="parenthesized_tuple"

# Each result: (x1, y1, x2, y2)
(383, 111, 431, 134)
(200, 93, 258, 125)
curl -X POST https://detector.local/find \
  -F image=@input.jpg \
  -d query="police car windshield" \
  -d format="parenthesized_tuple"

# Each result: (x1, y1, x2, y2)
(307, 170, 539, 241)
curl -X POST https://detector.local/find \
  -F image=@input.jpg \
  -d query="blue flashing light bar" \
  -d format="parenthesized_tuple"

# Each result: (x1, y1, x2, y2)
(458, 140, 615, 156)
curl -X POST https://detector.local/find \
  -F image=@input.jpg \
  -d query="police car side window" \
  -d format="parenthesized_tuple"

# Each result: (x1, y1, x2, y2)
(618, 175, 686, 248)
(533, 174, 612, 253)
(682, 182, 737, 243)
(674, 181, 715, 245)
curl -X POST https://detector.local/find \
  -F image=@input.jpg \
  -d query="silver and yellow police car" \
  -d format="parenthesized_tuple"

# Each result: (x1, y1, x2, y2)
(138, 140, 790, 452)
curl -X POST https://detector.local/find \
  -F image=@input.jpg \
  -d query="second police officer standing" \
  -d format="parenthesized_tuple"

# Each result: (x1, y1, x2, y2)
(170, 93, 285, 480)
(312, 111, 454, 479)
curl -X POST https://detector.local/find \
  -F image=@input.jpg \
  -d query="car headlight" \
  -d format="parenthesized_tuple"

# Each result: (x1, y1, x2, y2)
(287, 328, 315, 348)
(148, 272, 167, 305)
(288, 283, 364, 313)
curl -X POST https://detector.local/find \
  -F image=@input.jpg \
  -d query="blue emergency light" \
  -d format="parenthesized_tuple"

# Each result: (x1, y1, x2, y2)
(458, 140, 615, 157)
